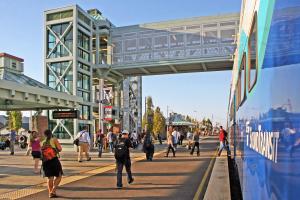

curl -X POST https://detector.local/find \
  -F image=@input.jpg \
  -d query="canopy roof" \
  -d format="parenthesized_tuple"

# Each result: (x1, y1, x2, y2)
(0, 71, 82, 111)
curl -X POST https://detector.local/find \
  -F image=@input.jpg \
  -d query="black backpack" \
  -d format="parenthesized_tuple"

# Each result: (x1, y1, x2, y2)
(144, 135, 152, 147)
(115, 140, 127, 160)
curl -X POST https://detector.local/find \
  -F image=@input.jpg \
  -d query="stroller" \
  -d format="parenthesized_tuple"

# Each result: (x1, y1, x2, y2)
(0, 139, 10, 150)
(18, 135, 28, 149)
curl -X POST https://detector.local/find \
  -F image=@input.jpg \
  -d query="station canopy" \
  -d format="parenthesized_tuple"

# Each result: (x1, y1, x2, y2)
(0, 69, 82, 111)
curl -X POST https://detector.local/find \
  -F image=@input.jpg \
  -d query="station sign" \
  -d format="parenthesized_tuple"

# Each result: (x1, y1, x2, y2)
(52, 110, 79, 119)
(104, 106, 113, 121)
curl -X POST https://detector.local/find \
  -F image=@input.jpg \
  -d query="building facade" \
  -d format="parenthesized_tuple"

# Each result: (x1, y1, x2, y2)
(44, 5, 142, 142)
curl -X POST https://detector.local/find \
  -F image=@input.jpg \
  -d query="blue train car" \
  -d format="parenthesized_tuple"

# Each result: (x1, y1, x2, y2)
(228, 0, 300, 199)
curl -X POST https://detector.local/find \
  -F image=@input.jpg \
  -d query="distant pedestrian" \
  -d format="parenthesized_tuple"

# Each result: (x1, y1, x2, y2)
(30, 131, 41, 173)
(96, 129, 104, 157)
(165, 130, 176, 157)
(190, 131, 200, 156)
(115, 130, 134, 189)
(218, 126, 227, 156)
(107, 130, 114, 153)
(25, 130, 33, 156)
(157, 133, 162, 144)
(143, 132, 154, 161)
(41, 129, 63, 198)
(179, 131, 184, 145)
(76, 126, 91, 162)
(131, 130, 138, 149)
(8, 129, 16, 155)
(187, 131, 193, 150)
(172, 128, 180, 149)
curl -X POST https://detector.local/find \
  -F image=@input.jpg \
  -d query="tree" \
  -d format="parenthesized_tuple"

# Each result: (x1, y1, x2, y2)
(142, 96, 154, 133)
(153, 107, 166, 137)
(6, 111, 22, 132)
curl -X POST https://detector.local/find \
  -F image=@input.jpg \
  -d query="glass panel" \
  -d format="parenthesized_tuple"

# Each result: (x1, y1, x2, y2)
(240, 55, 246, 104)
(153, 51, 168, 60)
(186, 32, 201, 46)
(78, 11, 91, 26)
(220, 29, 235, 43)
(203, 31, 218, 44)
(170, 34, 184, 48)
(124, 39, 137, 52)
(220, 21, 236, 26)
(249, 15, 257, 91)
(112, 41, 122, 53)
(154, 36, 168, 49)
(169, 49, 185, 58)
(78, 30, 90, 51)
(139, 38, 152, 50)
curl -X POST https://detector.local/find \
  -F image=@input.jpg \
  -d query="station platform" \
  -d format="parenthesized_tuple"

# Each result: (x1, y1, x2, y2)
(0, 136, 231, 200)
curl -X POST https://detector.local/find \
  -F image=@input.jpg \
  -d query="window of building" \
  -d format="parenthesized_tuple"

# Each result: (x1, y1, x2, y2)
(77, 72, 90, 90)
(220, 29, 235, 43)
(78, 11, 91, 26)
(203, 31, 218, 44)
(47, 23, 72, 58)
(78, 90, 90, 101)
(11, 62, 16, 68)
(170, 34, 184, 48)
(139, 38, 152, 51)
(79, 104, 90, 120)
(248, 12, 258, 92)
(78, 30, 90, 51)
(47, 61, 73, 94)
(78, 49, 90, 62)
(78, 62, 90, 71)
(186, 32, 201, 46)
(46, 10, 73, 21)
(154, 36, 168, 49)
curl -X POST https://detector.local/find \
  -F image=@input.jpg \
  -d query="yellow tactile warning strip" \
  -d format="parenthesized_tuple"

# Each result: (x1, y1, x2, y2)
(0, 151, 165, 200)
(193, 148, 218, 200)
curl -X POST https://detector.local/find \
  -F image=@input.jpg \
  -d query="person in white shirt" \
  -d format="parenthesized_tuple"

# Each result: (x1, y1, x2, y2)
(187, 131, 193, 150)
(172, 127, 180, 148)
(76, 126, 91, 162)
(107, 130, 114, 153)
(131, 131, 138, 149)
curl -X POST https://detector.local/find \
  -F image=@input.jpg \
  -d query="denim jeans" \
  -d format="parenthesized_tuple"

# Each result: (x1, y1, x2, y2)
(98, 143, 103, 156)
(190, 142, 200, 155)
(116, 158, 133, 187)
(109, 142, 114, 153)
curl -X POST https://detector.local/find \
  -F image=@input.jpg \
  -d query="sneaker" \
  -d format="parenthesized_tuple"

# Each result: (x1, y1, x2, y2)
(87, 157, 91, 161)
(116, 185, 123, 189)
(128, 178, 134, 184)
(78, 160, 82, 162)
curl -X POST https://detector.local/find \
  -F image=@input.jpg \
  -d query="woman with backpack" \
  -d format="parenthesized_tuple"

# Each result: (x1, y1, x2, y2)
(41, 129, 63, 198)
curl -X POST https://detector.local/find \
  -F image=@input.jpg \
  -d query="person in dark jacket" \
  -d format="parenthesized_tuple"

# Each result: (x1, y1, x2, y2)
(143, 133, 154, 161)
(115, 130, 134, 189)
(190, 131, 200, 156)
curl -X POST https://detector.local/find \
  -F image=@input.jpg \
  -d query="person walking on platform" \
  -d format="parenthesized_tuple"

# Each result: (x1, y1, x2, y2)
(143, 132, 154, 161)
(30, 131, 41, 173)
(187, 131, 193, 150)
(8, 129, 16, 155)
(218, 126, 226, 156)
(96, 129, 104, 157)
(115, 130, 134, 189)
(41, 129, 63, 198)
(76, 126, 91, 162)
(165, 130, 175, 157)
(172, 127, 180, 149)
(190, 131, 200, 156)
(107, 129, 114, 153)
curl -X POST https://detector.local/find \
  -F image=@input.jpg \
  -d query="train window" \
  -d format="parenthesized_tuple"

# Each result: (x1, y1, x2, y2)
(238, 53, 246, 107)
(248, 12, 257, 92)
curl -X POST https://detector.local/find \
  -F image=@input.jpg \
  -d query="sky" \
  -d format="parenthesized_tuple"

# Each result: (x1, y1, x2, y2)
(0, 0, 241, 126)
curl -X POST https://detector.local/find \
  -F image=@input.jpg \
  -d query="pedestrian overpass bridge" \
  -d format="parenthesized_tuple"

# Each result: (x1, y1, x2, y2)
(103, 13, 239, 77)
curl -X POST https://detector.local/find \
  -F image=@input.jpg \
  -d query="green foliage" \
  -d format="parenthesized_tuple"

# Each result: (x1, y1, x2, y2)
(153, 107, 166, 136)
(6, 111, 22, 131)
(142, 96, 154, 133)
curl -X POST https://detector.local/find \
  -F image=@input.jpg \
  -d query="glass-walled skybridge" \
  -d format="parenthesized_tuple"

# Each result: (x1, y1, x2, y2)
(109, 13, 239, 76)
